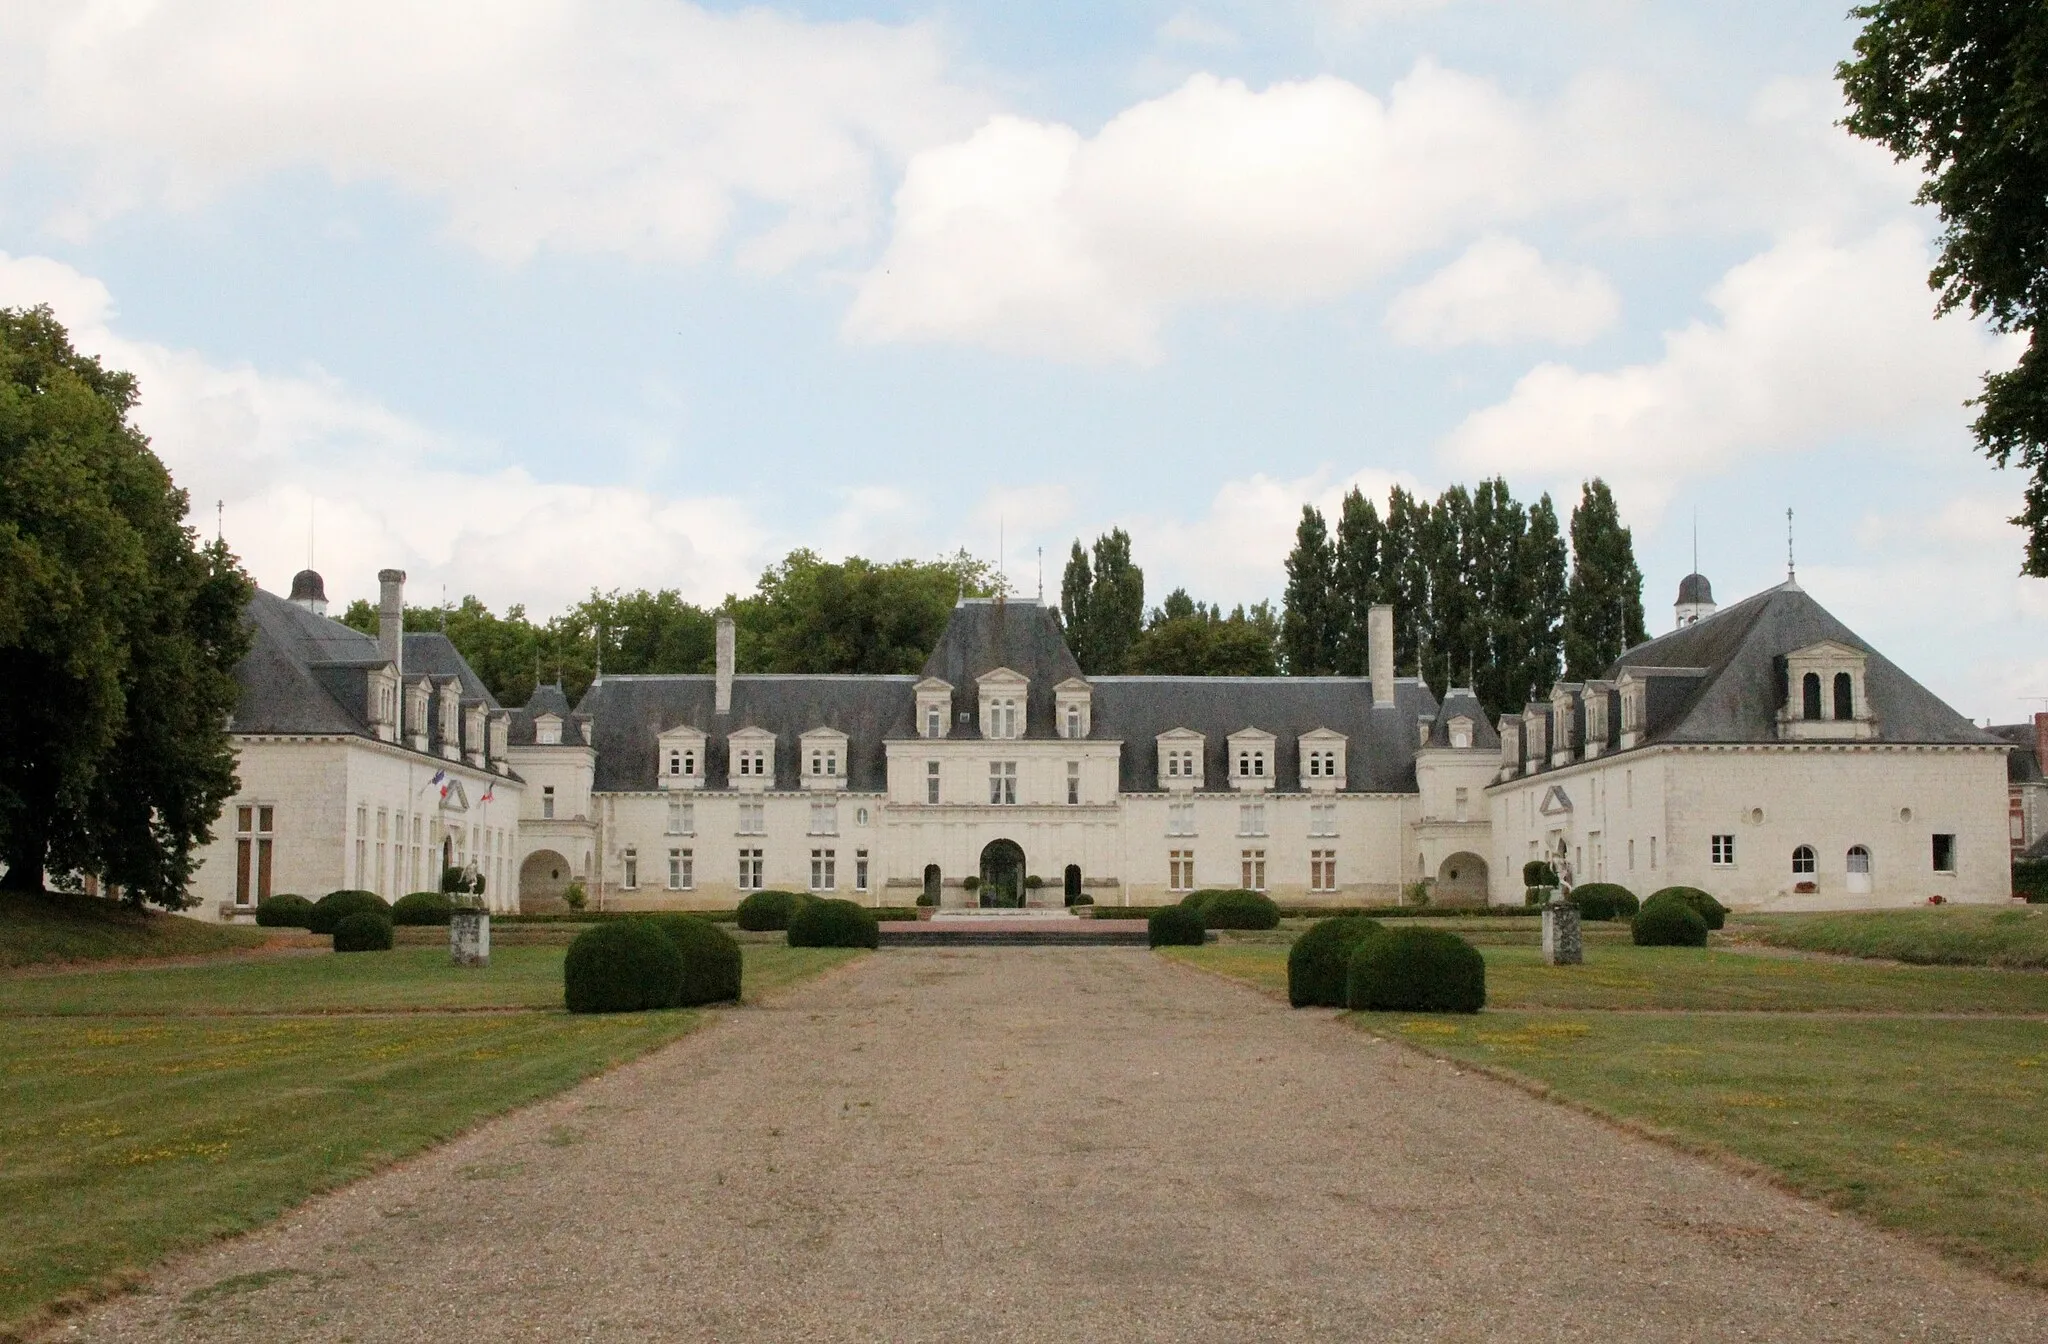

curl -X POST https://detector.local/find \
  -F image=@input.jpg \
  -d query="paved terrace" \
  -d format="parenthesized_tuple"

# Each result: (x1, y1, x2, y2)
(72, 948, 2048, 1342)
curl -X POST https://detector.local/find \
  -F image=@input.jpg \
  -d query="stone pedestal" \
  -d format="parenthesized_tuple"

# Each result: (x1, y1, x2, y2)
(1541, 902, 1582, 966)
(450, 910, 490, 968)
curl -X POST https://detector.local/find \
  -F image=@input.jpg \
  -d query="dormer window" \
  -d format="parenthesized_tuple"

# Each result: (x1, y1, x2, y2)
(1447, 716, 1474, 751)
(535, 712, 562, 746)
(1157, 729, 1205, 791)
(1778, 642, 1874, 741)
(915, 677, 953, 740)
(799, 728, 849, 791)
(658, 726, 706, 791)
(729, 725, 777, 792)
(1054, 677, 1092, 741)
(1066, 705, 1081, 738)
(1298, 729, 1346, 791)
(811, 747, 837, 777)
(1168, 749, 1196, 777)
(1227, 729, 1276, 792)
(1239, 750, 1264, 777)
(925, 705, 943, 738)
(978, 668, 1030, 739)
(737, 749, 765, 776)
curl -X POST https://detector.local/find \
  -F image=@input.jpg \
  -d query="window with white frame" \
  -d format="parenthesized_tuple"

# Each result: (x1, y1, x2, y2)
(1237, 748, 1267, 778)
(1309, 802, 1336, 837)
(810, 746, 838, 778)
(240, 804, 277, 906)
(810, 801, 838, 835)
(811, 848, 836, 891)
(1454, 787, 1469, 823)
(668, 848, 693, 890)
(738, 801, 765, 835)
(989, 761, 1018, 805)
(622, 846, 639, 890)
(988, 698, 1020, 739)
(1066, 704, 1082, 739)
(1305, 748, 1338, 779)
(1169, 850, 1195, 892)
(1168, 802, 1196, 836)
(1711, 833, 1735, 866)
(1792, 845, 1816, 875)
(542, 785, 555, 820)
(1310, 850, 1337, 891)
(925, 704, 943, 739)
(376, 807, 388, 896)
(666, 746, 697, 779)
(1166, 747, 1197, 779)
(353, 804, 366, 894)
(736, 746, 767, 778)
(1241, 849, 1267, 891)
(1066, 761, 1081, 806)
(856, 848, 869, 892)
(738, 848, 764, 890)
(1238, 802, 1267, 836)
(926, 760, 941, 804)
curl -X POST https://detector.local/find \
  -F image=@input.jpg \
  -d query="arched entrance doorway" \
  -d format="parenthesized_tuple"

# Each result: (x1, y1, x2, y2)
(1436, 852, 1489, 907)
(519, 849, 573, 912)
(978, 839, 1025, 908)
(1064, 864, 1082, 904)
(922, 864, 942, 906)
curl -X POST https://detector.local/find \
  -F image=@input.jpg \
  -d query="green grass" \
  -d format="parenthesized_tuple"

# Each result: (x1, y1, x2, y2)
(1734, 905, 2048, 969)
(0, 941, 858, 1332)
(0, 891, 267, 969)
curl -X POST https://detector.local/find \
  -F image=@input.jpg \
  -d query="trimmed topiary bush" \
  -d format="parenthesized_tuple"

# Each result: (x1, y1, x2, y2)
(564, 921, 685, 1013)
(1569, 883, 1636, 922)
(1288, 916, 1384, 1008)
(1523, 860, 1559, 887)
(392, 890, 455, 926)
(1345, 928, 1486, 1013)
(1068, 892, 1094, 907)
(787, 898, 880, 949)
(1632, 895, 1709, 947)
(1651, 886, 1726, 931)
(637, 914, 743, 1005)
(1199, 889, 1280, 930)
(255, 893, 314, 928)
(1149, 905, 1207, 947)
(308, 890, 390, 935)
(736, 889, 809, 931)
(332, 912, 394, 952)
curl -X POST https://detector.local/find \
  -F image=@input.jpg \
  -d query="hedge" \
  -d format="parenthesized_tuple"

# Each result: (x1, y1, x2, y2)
(787, 898, 880, 949)
(332, 912, 394, 953)
(1200, 889, 1281, 930)
(1345, 929, 1486, 1013)
(2015, 860, 2048, 903)
(1569, 883, 1638, 922)
(637, 914, 743, 1005)
(392, 890, 455, 926)
(1650, 886, 1726, 931)
(1632, 895, 1709, 947)
(254, 893, 314, 928)
(1287, 916, 1384, 1008)
(736, 890, 811, 931)
(565, 921, 685, 1013)
(308, 890, 391, 935)
(1148, 906, 1207, 947)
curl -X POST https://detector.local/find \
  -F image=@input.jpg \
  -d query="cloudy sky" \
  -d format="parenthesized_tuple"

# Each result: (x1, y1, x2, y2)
(0, 1, 2041, 721)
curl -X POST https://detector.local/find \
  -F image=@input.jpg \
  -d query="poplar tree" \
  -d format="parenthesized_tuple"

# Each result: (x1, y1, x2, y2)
(1466, 477, 1527, 714)
(1331, 487, 1384, 675)
(1381, 486, 1431, 676)
(1562, 479, 1647, 679)
(1516, 493, 1569, 704)
(1058, 530, 1143, 674)
(1419, 486, 1476, 698)
(1280, 505, 1339, 674)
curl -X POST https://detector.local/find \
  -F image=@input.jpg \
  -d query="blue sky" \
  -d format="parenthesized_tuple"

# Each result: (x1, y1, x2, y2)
(0, 1, 2041, 721)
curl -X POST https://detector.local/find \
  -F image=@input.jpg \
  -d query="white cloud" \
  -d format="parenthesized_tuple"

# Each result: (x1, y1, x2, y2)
(1438, 226, 2020, 518)
(0, 0, 983, 268)
(1157, 12, 1240, 48)
(0, 253, 769, 613)
(1385, 235, 1619, 348)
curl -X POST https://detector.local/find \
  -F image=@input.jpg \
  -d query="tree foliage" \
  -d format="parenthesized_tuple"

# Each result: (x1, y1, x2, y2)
(1330, 487, 1385, 676)
(1280, 505, 1339, 674)
(0, 306, 253, 904)
(1840, 3, 2048, 572)
(1562, 480, 1646, 680)
(1059, 529, 1145, 674)
(1125, 591, 1279, 675)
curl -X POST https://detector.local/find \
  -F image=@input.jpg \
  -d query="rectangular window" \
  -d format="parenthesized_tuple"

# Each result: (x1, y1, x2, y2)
(1711, 834, 1735, 866)
(1628, 838, 1635, 871)
(1067, 761, 1081, 806)
(1167, 801, 1196, 836)
(1237, 802, 1266, 837)
(1241, 848, 1267, 892)
(622, 847, 638, 890)
(542, 785, 555, 820)
(925, 705, 941, 739)
(1454, 787, 1469, 823)
(238, 805, 276, 906)
(667, 800, 682, 835)
(669, 848, 693, 890)
(739, 801, 765, 835)
(1169, 850, 1195, 892)
(738, 848, 764, 890)
(1309, 802, 1336, 837)
(1933, 833, 1957, 873)
(352, 804, 366, 894)
(811, 848, 837, 892)
(926, 760, 941, 805)
(1651, 836, 1659, 869)
(856, 848, 869, 892)
(810, 801, 838, 835)
(1237, 749, 1267, 778)
(989, 761, 1017, 805)
(1310, 849, 1337, 892)
(1066, 705, 1081, 739)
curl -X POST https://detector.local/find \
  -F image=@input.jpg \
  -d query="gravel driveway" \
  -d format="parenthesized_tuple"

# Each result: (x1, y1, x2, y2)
(67, 948, 2047, 1342)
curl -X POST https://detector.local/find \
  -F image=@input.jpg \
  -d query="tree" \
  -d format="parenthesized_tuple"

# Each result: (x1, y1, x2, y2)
(1515, 492, 1569, 704)
(1562, 479, 1646, 679)
(1059, 541, 1093, 661)
(1060, 530, 1144, 674)
(1331, 487, 1384, 676)
(1840, 4, 2048, 573)
(1126, 600, 1279, 675)
(1419, 486, 1476, 698)
(1466, 478, 1528, 716)
(1381, 486, 1431, 677)
(0, 306, 253, 903)
(1280, 505, 1339, 674)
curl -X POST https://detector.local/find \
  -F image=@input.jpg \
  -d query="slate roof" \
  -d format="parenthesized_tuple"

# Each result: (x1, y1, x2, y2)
(507, 682, 587, 748)
(1607, 582, 1999, 748)
(1989, 723, 2043, 783)
(919, 599, 1088, 740)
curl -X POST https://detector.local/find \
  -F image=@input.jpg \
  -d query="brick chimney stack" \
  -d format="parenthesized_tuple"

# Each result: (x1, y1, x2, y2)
(2034, 712, 2048, 777)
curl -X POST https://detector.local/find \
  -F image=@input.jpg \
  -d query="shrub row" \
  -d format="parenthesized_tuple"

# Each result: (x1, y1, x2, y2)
(564, 914, 745, 1013)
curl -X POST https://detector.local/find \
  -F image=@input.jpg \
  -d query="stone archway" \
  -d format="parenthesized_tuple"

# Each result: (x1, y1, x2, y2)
(1436, 852, 1490, 907)
(519, 849, 573, 912)
(979, 839, 1026, 909)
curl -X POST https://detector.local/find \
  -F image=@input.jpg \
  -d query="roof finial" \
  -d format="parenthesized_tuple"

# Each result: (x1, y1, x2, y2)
(1692, 506, 1698, 577)
(1786, 507, 1795, 583)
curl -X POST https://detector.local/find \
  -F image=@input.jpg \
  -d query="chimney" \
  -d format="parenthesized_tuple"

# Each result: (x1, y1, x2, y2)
(377, 568, 406, 676)
(2035, 712, 2048, 778)
(715, 615, 735, 716)
(1369, 603, 1395, 707)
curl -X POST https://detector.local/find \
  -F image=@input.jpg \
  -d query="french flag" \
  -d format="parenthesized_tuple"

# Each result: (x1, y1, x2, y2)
(430, 769, 449, 799)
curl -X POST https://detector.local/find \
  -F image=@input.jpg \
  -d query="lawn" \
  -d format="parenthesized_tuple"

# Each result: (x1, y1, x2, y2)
(1168, 934, 2048, 1287)
(0, 891, 268, 969)
(1732, 905, 2048, 969)
(0, 942, 858, 1334)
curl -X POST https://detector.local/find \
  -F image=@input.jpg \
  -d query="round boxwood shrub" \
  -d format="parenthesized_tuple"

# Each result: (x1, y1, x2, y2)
(564, 920, 685, 1014)
(1632, 895, 1709, 947)
(736, 889, 811, 931)
(637, 914, 743, 1005)
(1345, 929, 1486, 1013)
(787, 898, 880, 949)
(1287, 916, 1384, 1008)
(255, 893, 314, 928)
(332, 912, 394, 952)
(308, 889, 391, 935)
(1569, 883, 1637, 922)
(1148, 905, 1207, 948)
(1067, 892, 1094, 907)
(392, 890, 455, 926)
(1200, 889, 1281, 930)
(1650, 886, 1726, 931)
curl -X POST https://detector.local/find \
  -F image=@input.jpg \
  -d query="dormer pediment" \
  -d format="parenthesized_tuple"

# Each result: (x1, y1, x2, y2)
(1227, 727, 1276, 792)
(800, 726, 850, 790)
(914, 677, 953, 739)
(534, 711, 563, 746)
(1539, 784, 1573, 816)
(728, 725, 776, 791)
(914, 676, 954, 694)
(979, 667, 1028, 739)
(657, 723, 706, 791)
(1157, 728, 1205, 791)
(1298, 727, 1347, 791)
(1779, 642, 1875, 741)
(977, 667, 1028, 691)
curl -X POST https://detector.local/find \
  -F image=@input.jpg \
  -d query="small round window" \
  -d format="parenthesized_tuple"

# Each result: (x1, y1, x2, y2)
(1898, 807, 1913, 823)
(1749, 807, 1765, 824)
(856, 807, 869, 827)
